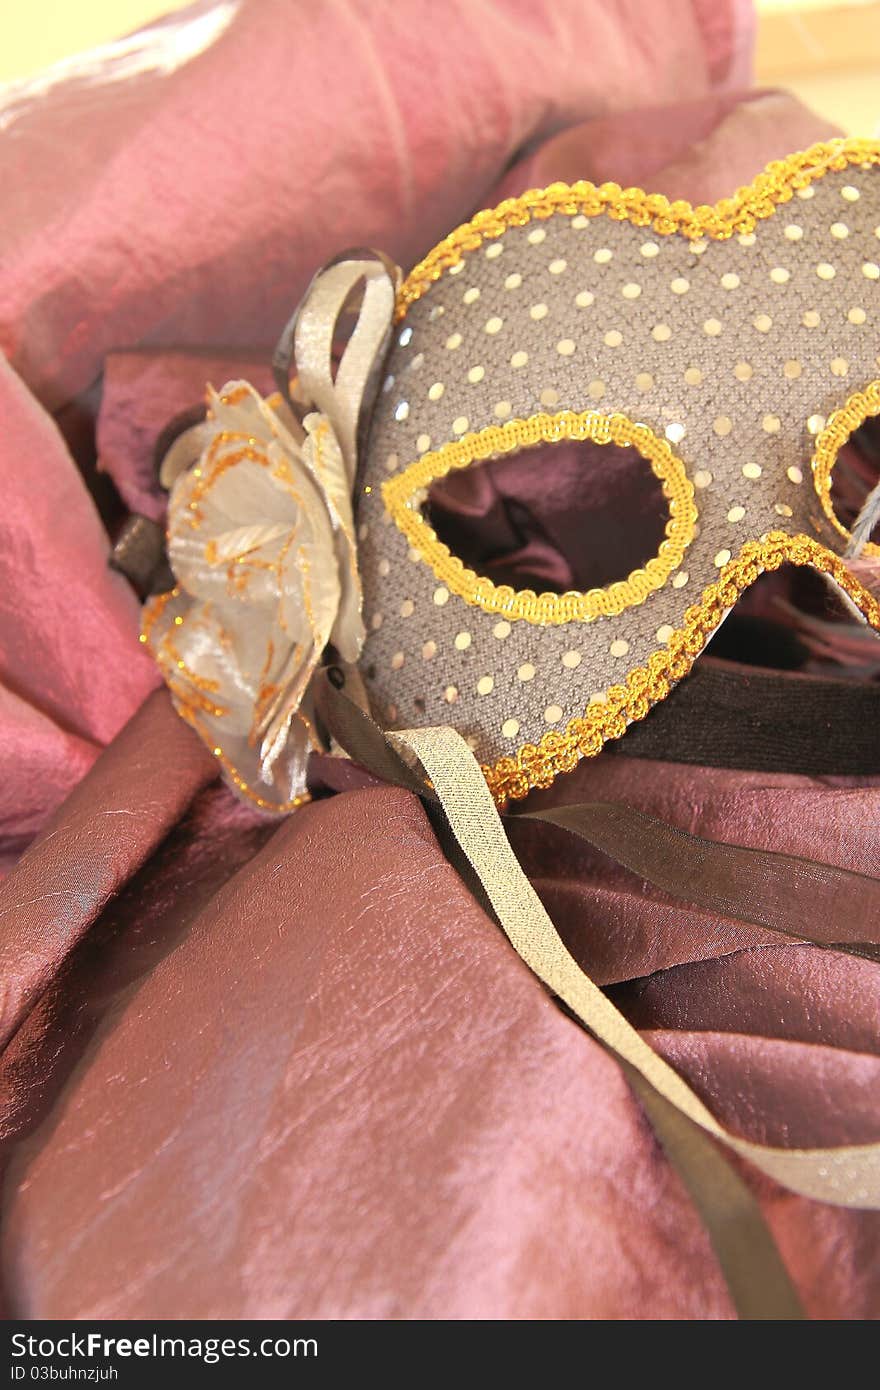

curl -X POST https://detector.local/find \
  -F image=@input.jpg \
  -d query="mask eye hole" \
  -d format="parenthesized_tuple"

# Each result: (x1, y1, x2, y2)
(424, 438, 670, 595)
(811, 384, 880, 555)
(828, 418, 880, 549)
(381, 411, 698, 626)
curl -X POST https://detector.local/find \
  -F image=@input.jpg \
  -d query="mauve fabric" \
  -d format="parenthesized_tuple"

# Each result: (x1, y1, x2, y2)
(0, 0, 878, 1322)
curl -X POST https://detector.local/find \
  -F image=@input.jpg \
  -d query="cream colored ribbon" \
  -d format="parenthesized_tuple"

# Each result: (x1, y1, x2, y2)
(390, 724, 880, 1210)
(292, 255, 399, 478)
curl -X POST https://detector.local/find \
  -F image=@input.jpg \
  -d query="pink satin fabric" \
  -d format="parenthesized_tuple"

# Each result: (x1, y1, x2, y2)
(0, 0, 878, 1321)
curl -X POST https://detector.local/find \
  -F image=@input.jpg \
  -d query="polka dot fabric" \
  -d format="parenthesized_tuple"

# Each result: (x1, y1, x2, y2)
(357, 142, 880, 801)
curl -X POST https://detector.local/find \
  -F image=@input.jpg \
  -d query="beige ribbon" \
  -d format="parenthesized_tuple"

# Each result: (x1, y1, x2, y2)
(289, 254, 399, 477)
(390, 724, 880, 1210)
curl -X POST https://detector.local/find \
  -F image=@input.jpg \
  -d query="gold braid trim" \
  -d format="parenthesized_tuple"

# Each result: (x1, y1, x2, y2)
(381, 411, 696, 624)
(812, 378, 880, 557)
(482, 532, 880, 805)
(397, 137, 880, 318)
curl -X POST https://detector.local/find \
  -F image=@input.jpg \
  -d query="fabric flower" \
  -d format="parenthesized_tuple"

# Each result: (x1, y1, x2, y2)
(143, 381, 364, 811)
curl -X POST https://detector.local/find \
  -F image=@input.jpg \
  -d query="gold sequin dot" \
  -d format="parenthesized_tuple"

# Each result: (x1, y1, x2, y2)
(467, 365, 485, 383)
(652, 323, 672, 342)
(754, 314, 772, 333)
(445, 333, 462, 350)
(452, 416, 469, 434)
(394, 401, 409, 421)
(517, 663, 536, 682)
(448, 261, 464, 274)
(444, 686, 459, 703)
(803, 310, 821, 327)
(371, 612, 384, 630)
(575, 290, 595, 307)
(477, 675, 495, 696)
(384, 451, 399, 472)
(831, 356, 849, 377)
(770, 267, 790, 284)
(848, 307, 867, 324)
(783, 359, 802, 379)
(588, 380, 606, 400)
(807, 414, 825, 435)
(527, 226, 547, 244)
(422, 641, 437, 660)
(505, 273, 522, 290)
(774, 502, 794, 517)
(641, 240, 660, 258)
(738, 231, 757, 245)
(511, 350, 529, 368)
(727, 505, 746, 522)
(428, 382, 444, 401)
(463, 286, 480, 304)
(734, 362, 753, 381)
(672, 571, 689, 589)
(622, 282, 642, 299)
(544, 705, 563, 725)
(540, 387, 560, 406)
(485, 241, 503, 259)
(635, 372, 654, 392)
(684, 366, 703, 386)
(549, 258, 567, 275)
(484, 316, 503, 335)
(571, 215, 589, 229)
(494, 621, 511, 639)
(454, 631, 472, 651)
(562, 650, 581, 669)
(378, 558, 391, 577)
(796, 186, 815, 201)
(530, 303, 548, 320)
(502, 718, 520, 739)
(604, 329, 622, 347)
(670, 277, 689, 295)
(400, 599, 414, 618)
(816, 262, 836, 281)
(609, 638, 630, 658)
(743, 462, 762, 479)
(494, 400, 512, 419)
(863, 262, 880, 280)
(713, 416, 733, 436)
(788, 466, 803, 484)
(830, 222, 849, 239)
(720, 272, 740, 290)
(416, 433, 431, 453)
(391, 651, 405, 670)
(714, 549, 731, 567)
(693, 469, 712, 488)
(690, 239, 708, 255)
(433, 586, 450, 606)
(666, 422, 685, 444)
(594, 248, 613, 264)
(784, 224, 803, 241)
(762, 414, 781, 433)
(703, 317, 723, 336)
(841, 185, 860, 201)
(557, 338, 576, 356)
(656, 624, 674, 643)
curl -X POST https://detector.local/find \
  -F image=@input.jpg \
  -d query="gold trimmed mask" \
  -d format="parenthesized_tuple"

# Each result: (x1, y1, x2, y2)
(357, 138, 880, 804)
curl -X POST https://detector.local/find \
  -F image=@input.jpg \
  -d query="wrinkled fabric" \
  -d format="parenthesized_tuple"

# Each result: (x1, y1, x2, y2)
(1, 0, 878, 1322)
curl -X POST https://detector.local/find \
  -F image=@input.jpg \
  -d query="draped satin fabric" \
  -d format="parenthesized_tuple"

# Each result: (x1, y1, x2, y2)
(1, 0, 878, 1320)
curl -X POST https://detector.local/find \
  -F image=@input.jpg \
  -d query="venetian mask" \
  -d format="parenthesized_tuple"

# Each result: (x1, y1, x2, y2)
(144, 137, 880, 810)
